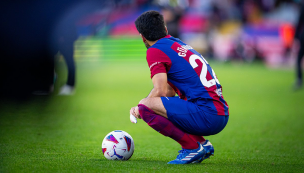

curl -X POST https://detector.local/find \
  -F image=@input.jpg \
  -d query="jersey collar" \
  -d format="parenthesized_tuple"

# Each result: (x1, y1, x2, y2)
(163, 35, 171, 39)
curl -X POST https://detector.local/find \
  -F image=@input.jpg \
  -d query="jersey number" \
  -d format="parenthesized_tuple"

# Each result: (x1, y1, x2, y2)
(189, 54, 220, 88)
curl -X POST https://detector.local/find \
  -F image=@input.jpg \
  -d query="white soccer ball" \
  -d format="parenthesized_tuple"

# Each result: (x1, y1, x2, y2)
(101, 130, 134, 160)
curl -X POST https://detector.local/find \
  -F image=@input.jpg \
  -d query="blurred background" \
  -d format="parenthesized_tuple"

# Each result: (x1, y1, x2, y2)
(0, 0, 303, 97)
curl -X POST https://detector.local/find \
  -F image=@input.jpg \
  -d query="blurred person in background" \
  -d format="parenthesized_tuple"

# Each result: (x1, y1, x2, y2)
(50, 0, 102, 95)
(294, 1, 304, 89)
(161, 7, 182, 38)
(51, 8, 78, 95)
(157, 0, 188, 38)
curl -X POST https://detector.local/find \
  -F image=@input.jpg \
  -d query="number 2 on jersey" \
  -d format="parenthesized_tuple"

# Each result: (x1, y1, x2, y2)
(189, 54, 220, 88)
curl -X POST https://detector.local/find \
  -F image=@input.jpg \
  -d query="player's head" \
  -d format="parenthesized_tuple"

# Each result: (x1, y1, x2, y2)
(135, 10, 168, 42)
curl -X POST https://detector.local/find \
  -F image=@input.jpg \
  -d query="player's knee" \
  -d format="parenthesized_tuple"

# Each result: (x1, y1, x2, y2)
(138, 104, 154, 123)
(139, 98, 149, 106)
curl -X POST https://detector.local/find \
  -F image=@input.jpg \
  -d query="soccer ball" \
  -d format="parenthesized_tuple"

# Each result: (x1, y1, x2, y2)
(101, 130, 134, 160)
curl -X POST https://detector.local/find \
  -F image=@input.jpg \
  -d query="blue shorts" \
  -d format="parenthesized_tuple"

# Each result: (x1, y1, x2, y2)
(161, 96, 229, 136)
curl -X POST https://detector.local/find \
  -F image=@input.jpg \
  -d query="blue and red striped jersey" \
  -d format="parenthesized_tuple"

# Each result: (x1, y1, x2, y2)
(146, 35, 229, 116)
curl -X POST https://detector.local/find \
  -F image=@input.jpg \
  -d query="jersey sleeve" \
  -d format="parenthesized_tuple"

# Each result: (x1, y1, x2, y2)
(146, 48, 172, 78)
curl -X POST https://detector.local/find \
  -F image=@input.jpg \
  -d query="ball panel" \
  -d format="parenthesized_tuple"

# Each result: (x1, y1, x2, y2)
(102, 148, 107, 154)
(105, 134, 119, 144)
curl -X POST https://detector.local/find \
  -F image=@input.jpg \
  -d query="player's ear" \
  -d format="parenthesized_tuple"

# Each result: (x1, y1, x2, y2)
(140, 34, 147, 42)
(165, 26, 168, 34)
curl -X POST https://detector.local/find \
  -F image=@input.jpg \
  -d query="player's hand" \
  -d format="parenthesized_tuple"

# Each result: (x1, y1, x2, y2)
(130, 106, 141, 119)
(130, 106, 136, 116)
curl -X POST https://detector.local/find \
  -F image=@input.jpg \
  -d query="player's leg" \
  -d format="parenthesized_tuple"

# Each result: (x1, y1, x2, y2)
(58, 40, 76, 95)
(160, 96, 229, 163)
(160, 96, 228, 136)
(139, 97, 207, 147)
(139, 97, 212, 143)
(189, 135, 206, 144)
(137, 100, 205, 164)
(137, 102, 198, 150)
(138, 97, 167, 118)
(138, 96, 229, 163)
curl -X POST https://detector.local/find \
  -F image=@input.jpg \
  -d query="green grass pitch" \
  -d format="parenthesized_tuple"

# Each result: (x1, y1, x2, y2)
(1, 60, 304, 172)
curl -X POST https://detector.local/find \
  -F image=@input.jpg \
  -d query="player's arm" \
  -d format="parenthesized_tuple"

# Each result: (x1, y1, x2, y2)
(131, 73, 168, 120)
(147, 83, 176, 98)
(166, 83, 176, 97)
(147, 73, 169, 98)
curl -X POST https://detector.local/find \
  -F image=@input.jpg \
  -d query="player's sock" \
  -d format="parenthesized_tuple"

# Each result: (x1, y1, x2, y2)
(177, 134, 200, 149)
(138, 104, 198, 149)
(189, 134, 206, 144)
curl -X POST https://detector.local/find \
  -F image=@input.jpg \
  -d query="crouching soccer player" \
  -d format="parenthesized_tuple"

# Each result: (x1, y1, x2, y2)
(130, 11, 229, 164)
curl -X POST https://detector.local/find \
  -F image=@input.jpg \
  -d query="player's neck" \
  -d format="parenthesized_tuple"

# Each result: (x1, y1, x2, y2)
(146, 40, 158, 47)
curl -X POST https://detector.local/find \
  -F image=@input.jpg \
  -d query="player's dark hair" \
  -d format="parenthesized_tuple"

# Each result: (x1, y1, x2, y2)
(135, 10, 168, 41)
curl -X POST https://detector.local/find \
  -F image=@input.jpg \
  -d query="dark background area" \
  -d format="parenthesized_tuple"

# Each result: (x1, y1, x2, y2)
(0, 0, 62, 97)
(0, 0, 100, 98)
